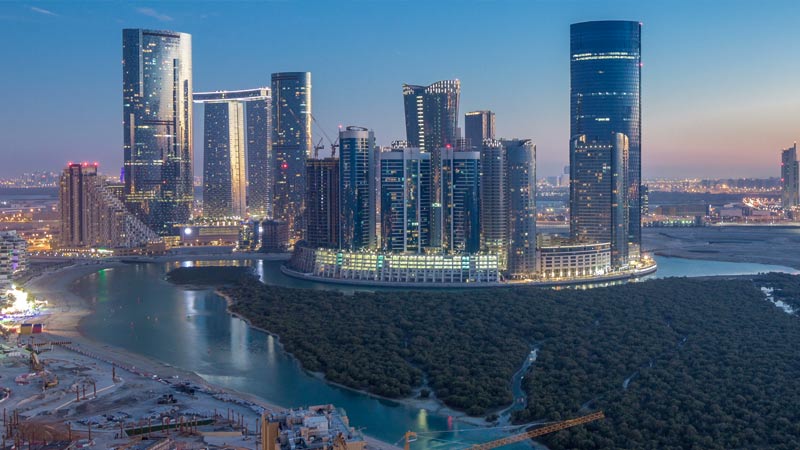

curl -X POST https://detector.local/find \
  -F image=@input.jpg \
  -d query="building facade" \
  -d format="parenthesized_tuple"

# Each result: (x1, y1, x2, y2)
(272, 72, 312, 244)
(505, 139, 537, 278)
(289, 247, 500, 285)
(438, 148, 481, 254)
(480, 140, 508, 269)
(570, 133, 630, 266)
(537, 237, 611, 280)
(0, 231, 27, 291)
(305, 157, 340, 248)
(194, 89, 271, 219)
(122, 29, 193, 235)
(464, 110, 495, 150)
(380, 147, 431, 253)
(570, 20, 642, 263)
(781, 143, 799, 209)
(339, 127, 377, 250)
(60, 163, 159, 249)
(402, 80, 461, 152)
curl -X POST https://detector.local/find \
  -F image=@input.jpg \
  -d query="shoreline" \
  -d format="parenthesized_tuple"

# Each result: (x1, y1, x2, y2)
(215, 288, 492, 428)
(22, 259, 400, 450)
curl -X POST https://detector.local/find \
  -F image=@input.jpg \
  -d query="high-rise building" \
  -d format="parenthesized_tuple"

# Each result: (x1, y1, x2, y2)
(505, 139, 537, 278)
(570, 20, 642, 262)
(781, 143, 799, 209)
(438, 148, 481, 253)
(194, 89, 271, 219)
(305, 157, 340, 248)
(0, 231, 27, 291)
(380, 147, 431, 253)
(339, 126, 377, 250)
(464, 110, 495, 150)
(122, 29, 193, 235)
(570, 134, 629, 266)
(272, 72, 312, 244)
(60, 163, 159, 249)
(402, 80, 461, 152)
(480, 140, 509, 269)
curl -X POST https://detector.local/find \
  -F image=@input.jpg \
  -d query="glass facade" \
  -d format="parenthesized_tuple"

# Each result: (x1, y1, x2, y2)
(194, 89, 271, 219)
(305, 157, 340, 248)
(570, 20, 641, 263)
(380, 147, 431, 253)
(439, 148, 481, 254)
(505, 139, 537, 278)
(781, 144, 799, 208)
(571, 134, 629, 266)
(464, 110, 495, 150)
(480, 140, 508, 269)
(122, 29, 193, 235)
(339, 127, 377, 250)
(402, 80, 460, 152)
(272, 72, 312, 244)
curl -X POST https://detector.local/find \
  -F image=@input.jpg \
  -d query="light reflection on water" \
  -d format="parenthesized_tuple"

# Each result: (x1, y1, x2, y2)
(73, 256, 797, 449)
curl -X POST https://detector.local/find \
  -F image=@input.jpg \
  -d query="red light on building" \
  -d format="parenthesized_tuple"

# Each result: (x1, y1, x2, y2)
(281, 163, 289, 170)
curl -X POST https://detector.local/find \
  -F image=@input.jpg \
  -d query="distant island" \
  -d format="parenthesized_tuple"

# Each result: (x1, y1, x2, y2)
(215, 271, 800, 450)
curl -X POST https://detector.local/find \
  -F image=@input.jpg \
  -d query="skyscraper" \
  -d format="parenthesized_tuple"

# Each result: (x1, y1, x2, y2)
(60, 163, 159, 249)
(122, 29, 193, 235)
(570, 20, 642, 262)
(570, 134, 629, 266)
(380, 147, 431, 253)
(402, 80, 461, 152)
(438, 147, 481, 254)
(464, 110, 495, 150)
(505, 139, 537, 277)
(305, 157, 340, 248)
(194, 89, 271, 219)
(781, 143, 799, 209)
(480, 140, 508, 269)
(272, 72, 312, 244)
(245, 89, 273, 219)
(339, 126, 377, 250)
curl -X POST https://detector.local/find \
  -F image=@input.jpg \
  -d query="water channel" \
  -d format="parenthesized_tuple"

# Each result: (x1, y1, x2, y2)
(73, 256, 798, 448)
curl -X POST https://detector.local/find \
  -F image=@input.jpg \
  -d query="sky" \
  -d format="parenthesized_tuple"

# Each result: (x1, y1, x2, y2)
(0, 0, 798, 179)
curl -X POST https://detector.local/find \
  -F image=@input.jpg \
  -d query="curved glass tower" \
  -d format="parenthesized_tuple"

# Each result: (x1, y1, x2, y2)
(570, 20, 641, 263)
(123, 29, 193, 235)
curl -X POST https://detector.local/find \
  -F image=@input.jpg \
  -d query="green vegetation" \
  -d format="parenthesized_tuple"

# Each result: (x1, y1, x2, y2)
(222, 275, 800, 449)
(166, 266, 254, 286)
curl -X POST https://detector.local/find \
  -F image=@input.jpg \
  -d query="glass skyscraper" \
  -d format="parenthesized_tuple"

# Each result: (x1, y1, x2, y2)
(570, 20, 642, 262)
(781, 144, 799, 209)
(402, 80, 461, 152)
(480, 140, 508, 269)
(505, 139, 537, 278)
(305, 157, 340, 248)
(464, 110, 495, 150)
(194, 89, 271, 219)
(438, 148, 481, 254)
(122, 29, 193, 235)
(380, 146, 431, 254)
(272, 72, 312, 244)
(339, 126, 377, 251)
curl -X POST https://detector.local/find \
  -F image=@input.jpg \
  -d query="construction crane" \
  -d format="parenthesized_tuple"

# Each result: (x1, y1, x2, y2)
(401, 411, 604, 450)
(310, 113, 339, 158)
(313, 137, 325, 159)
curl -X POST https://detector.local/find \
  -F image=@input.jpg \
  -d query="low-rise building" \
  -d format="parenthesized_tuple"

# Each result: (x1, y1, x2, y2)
(0, 231, 27, 291)
(537, 236, 611, 279)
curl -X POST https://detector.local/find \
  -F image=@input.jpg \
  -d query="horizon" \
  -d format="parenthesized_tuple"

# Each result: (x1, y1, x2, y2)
(1, 0, 798, 179)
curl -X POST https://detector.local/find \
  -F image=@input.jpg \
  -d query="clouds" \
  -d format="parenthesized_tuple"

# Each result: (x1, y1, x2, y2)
(30, 6, 58, 16)
(136, 7, 173, 22)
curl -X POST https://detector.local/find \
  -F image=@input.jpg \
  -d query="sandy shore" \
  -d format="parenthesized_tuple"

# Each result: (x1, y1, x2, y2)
(21, 259, 400, 450)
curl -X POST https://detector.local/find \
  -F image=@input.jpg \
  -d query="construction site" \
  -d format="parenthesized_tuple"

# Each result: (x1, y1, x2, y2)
(0, 331, 370, 450)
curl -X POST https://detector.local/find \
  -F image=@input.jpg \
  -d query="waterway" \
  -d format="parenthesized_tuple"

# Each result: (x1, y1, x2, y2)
(73, 256, 798, 449)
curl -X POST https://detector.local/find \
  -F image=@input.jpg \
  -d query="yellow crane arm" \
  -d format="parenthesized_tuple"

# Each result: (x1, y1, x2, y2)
(466, 411, 605, 450)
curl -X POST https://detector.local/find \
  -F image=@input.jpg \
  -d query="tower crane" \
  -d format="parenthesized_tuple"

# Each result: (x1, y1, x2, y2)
(398, 411, 605, 450)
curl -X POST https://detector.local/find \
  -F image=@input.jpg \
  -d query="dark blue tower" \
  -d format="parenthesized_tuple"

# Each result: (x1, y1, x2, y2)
(570, 20, 642, 263)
